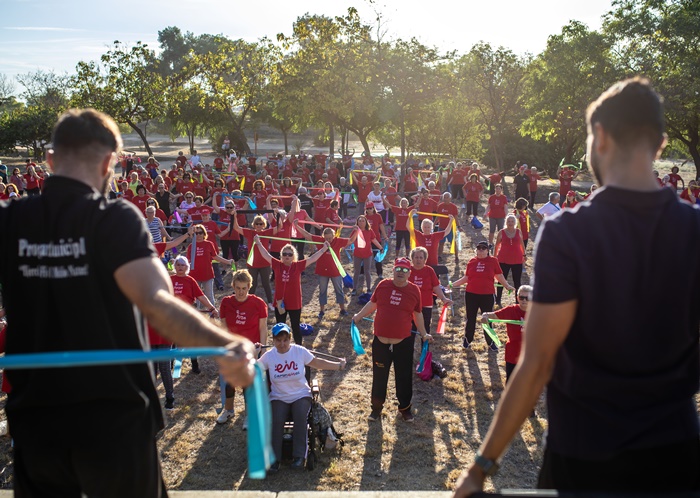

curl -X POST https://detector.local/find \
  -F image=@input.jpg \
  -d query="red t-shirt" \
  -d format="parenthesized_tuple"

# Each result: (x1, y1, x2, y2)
(311, 235, 349, 277)
(270, 219, 293, 252)
(414, 198, 438, 221)
(187, 206, 208, 223)
(201, 221, 222, 250)
(668, 173, 682, 189)
(383, 186, 399, 206)
(312, 197, 332, 223)
(186, 239, 218, 281)
(241, 227, 274, 268)
(529, 172, 541, 191)
(357, 182, 373, 203)
(371, 280, 422, 340)
(496, 229, 524, 265)
(562, 200, 578, 209)
(463, 182, 484, 203)
(24, 173, 40, 190)
(408, 265, 440, 307)
(436, 202, 458, 230)
(131, 194, 151, 214)
(219, 294, 268, 344)
(251, 189, 269, 207)
(366, 212, 384, 241)
(448, 169, 468, 185)
(278, 185, 297, 207)
(271, 259, 307, 309)
(414, 230, 444, 266)
(559, 169, 576, 195)
(354, 229, 376, 258)
(465, 256, 503, 295)
(494, 304, 526, 364)
(515, 209, 530, 241)
(214, 157, 224, 171)
(487, 194, 508, 218)
(390, 206, 411, 231)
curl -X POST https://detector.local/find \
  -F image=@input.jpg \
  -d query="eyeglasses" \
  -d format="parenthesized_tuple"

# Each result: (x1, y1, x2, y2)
(185, 196, 193, 199)
(147, 202, 155, 205)
(518, 295, 529, 301)
(394, 267, 410, 273)
(195, 231, 205, 235)
(254, 222, 265, 226)
(225, 205, 235, 209)
(281, 252, 294, 257)
(476, 246, 488, 251)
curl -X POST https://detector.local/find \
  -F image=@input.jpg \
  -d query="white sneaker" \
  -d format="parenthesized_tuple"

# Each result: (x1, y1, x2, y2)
(242, 415, 248, 431)
(216, 410, 234, 424)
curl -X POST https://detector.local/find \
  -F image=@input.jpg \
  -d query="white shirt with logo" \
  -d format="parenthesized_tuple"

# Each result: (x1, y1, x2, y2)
(258, 344, 314, 403)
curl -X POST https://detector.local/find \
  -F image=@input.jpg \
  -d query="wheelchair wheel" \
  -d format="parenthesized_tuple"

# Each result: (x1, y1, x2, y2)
(306, 451, 317, 471)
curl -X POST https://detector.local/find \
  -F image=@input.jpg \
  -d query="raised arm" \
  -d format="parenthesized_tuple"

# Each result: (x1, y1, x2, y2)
(253, 234, 273, 264)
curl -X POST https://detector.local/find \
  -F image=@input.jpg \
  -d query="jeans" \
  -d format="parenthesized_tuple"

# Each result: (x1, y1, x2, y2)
(212, 262, 224, 289)
(271, 397, 312, 460)
(318, 276, 345, 307)
(353, 255, 374, 292)
(248, 265, 273, 303)
(197, 279, 215, 309)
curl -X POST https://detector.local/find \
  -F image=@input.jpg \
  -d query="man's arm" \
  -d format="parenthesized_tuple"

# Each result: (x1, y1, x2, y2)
(114, 256, 255, 387)
(452, 299, 577, 497)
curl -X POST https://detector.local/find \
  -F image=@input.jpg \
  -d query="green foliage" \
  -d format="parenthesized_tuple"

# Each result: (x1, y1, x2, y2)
(521, 21, 619, 172)
(0, 104, 58, 157)
(71, 41, 166, 155)
(605, 0, 700, 176)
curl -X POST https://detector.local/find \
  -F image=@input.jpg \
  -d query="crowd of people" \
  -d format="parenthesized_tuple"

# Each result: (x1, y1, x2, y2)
(1, 77, 698, 494)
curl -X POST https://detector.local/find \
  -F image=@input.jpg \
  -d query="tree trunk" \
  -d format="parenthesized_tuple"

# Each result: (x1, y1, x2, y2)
(357, 132, 371, 157)
(328, 123, 334, 160)
(688, 141, 700, 181)
(126, 120, 153, 156)
(187, 126, 195, 155)
(283, 130, 289, 156)
(400, 107, 406, 162)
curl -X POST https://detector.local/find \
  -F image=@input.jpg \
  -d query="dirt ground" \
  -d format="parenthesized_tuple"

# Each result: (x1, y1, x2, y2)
(0, 139, 698, 493)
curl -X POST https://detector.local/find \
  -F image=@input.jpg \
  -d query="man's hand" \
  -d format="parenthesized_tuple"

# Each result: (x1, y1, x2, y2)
(452, 465, 486, 498)
(216, 340, 256, 388)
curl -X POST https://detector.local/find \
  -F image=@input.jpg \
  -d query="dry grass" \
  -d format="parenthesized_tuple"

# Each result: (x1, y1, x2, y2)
(1, 158, 698, 492)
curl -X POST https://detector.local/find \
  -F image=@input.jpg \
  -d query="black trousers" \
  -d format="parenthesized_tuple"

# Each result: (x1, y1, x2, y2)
(529, 190, 537, 208)
(411, 306, 433, 334)
(464, 291, 494, 345)
(395, 230, 410, 255)
(220, 239, 239, 260)
(496, 263, 522, 305)
(371, 335, 415, 411)
(13, 412, 167, 498)
(465, 201, 479, 217)
(275, 308, 302, 346)
(538, 438, 700, 492)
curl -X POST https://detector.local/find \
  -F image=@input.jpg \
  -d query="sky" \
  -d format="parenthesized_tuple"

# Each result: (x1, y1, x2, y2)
(1, 0, 615, 92)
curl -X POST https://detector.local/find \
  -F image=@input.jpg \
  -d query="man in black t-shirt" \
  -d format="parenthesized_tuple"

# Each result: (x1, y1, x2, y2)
(0, 109, 256, 498)
(454, 78, 700, 496)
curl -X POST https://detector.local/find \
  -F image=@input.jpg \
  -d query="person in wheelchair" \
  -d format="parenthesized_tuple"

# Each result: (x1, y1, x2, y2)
(258, 323, 346, 471)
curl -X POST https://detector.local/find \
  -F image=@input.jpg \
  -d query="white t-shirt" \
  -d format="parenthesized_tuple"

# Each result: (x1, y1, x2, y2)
(190, 154, 201, 167)
(367, 191, 385, 212)
(259, 344, 314, 403)
(537, 202, 561, 218)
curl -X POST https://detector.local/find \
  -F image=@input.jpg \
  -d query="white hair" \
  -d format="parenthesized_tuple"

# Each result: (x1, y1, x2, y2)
(173, 255, 190, 274)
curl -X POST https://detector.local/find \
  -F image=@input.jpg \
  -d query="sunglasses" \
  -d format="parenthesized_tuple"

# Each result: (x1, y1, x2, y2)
(147, 202, 155, 205)
(185, 196, 193, 199)
(281, 252, 294, 257)
(476, 246, 488, 251)
(225, 205, 235, 209)
(195, 231, 205, 235)
(254, 222, 265, 226)
(518, 295, 529, 301)
(394, 267, 410, 273)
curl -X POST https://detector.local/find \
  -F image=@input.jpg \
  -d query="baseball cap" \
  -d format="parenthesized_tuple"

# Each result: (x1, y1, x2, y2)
(476, 240, 489, 249)
(272, 323, 291, 337)
(394, 257, 411, 270)
(567, 190, 575, 197)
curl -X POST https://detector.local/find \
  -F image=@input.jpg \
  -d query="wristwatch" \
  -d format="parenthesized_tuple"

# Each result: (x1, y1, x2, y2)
(474, 453, 499, 477)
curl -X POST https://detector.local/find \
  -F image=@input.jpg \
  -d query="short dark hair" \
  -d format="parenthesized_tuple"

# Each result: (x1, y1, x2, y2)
(586, 77, 665, 152)
(52, 109, 122, 158)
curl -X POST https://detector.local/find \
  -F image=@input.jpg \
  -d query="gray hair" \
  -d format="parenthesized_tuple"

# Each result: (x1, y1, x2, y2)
(549, 192, 560, 202)
(173, 255, 190, 274)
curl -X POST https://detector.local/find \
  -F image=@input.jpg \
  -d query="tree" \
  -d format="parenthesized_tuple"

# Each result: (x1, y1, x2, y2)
(278, 8, 385, 156)
(72, 41, 166, 156)
(521, 21, 619, 171)
(605, 0, 700, 178)
(0, 104, 57, 158)
(187, 37, 277, 154)
(459, 43, 529, 170)
(167, 83, 226, 154)
(0, 74, 16, 108)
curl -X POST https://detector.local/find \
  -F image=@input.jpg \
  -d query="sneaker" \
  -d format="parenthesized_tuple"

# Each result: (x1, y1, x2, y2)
(191, 361, 201, 375)
(216, 410, 234, 424)
(269, 461, 281, 473)
(462, 337, 471, 349)
(339, 309, 348, 316)
(489, 342, 499, 352)
(368, 409, 382, 421)
(164, 397, 175, 411)
(318, 311, 325, 319)
(290, 457, 305, 470)
(242, 415, 248, 431)
(400, 409, 415, 423)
